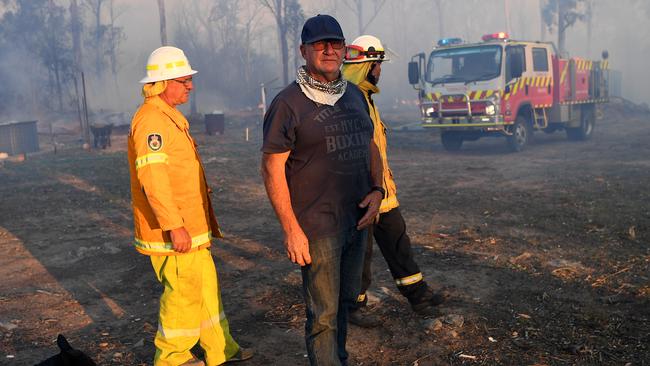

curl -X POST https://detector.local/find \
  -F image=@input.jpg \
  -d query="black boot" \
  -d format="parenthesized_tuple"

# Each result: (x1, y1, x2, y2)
(348, 296, 381, 328)
(409, 286, 445, 316)
(349, 306, 381, 328)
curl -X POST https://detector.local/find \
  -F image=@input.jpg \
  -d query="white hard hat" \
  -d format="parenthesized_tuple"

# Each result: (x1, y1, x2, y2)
(344, 35, 389, 64)
(139, 46, 197, 83)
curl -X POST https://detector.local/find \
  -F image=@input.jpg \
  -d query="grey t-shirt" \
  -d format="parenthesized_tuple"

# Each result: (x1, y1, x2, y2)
(262, 82, 374, 240)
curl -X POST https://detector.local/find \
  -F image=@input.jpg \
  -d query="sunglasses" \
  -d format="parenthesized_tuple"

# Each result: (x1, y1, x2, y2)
(345, 45, 386, 61)
(171, 78, 193, 87)
(309, 39, 345, 51)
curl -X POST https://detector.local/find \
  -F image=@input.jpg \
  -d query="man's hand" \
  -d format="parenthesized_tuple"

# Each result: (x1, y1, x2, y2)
(262, 152, 312, 266)
(284, 227, 312, 266)
(357, 190, 383, 230)
(170, 227, 192, 253)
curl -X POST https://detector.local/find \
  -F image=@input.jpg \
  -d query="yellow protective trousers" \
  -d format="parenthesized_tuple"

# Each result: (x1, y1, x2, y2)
(150, 248, 240, 366)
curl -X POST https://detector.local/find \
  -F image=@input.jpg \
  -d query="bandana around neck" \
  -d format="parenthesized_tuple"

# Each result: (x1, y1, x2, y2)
(296, 66, 347, 106)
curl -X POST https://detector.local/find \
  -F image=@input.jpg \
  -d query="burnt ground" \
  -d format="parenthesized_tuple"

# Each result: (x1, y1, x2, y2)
(0, 98, 648, 365)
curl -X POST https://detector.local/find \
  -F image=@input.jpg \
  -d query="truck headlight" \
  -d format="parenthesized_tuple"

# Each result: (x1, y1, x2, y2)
(425, 106, 435, 117)
(484, 93, 500, 116)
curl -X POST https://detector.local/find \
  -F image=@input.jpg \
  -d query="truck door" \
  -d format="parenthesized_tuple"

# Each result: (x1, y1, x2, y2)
(505, 45, 525, 85)
(503, 45, 526, 122)
(530, 46, 553, 108)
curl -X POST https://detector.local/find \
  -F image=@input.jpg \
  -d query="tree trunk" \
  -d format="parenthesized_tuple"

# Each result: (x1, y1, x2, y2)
(94, 0, 103, 74)
(356, 0, 363, 36)
(157, 0, 168, 46)
(557, 0, 566, 54)
(190, 92, 197, 115)
(108, 0, 120, 107)
(586, 0, 593, 57)
(70, 0, 83, 73)
(434, 0, 444, 38)
(54, 63, 64, 111)
(538, 0, 546, 42)
(275, 0, 289, 86)
(504, 0, 511, 35)
(279, 22, 289, 86)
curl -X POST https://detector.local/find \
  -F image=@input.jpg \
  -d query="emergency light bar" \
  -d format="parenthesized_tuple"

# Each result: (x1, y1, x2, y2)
(482, 32, 509, 42)
(437, 38, 464, 47)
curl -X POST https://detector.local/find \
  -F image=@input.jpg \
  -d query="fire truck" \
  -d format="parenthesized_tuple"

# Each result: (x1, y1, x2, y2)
(408, 33, 609, 152)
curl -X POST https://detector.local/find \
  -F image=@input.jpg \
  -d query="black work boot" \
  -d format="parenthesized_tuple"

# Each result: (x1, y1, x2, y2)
(348, 306, 381, 328)
(409, 287, 445, 317)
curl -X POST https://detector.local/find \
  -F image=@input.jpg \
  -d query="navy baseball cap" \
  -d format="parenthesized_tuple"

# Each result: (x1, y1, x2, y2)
(301, 14, 345, 44)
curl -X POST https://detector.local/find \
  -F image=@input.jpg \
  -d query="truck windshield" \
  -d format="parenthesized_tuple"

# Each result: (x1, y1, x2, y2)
(426, 45, 503, 85)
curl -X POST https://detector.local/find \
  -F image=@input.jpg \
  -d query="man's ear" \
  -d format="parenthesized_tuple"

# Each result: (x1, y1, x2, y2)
(300, 44, 307, 59)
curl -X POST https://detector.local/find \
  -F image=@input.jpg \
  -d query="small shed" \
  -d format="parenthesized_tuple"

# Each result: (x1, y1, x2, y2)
(0, 120, 40, 155)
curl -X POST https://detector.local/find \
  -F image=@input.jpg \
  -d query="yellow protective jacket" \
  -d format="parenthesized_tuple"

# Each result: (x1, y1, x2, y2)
(356, 79, 399, 213)
(127, 95, 222, 256)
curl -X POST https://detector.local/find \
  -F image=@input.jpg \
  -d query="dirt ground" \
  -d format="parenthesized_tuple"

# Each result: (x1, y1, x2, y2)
(1, 98, 648, 365)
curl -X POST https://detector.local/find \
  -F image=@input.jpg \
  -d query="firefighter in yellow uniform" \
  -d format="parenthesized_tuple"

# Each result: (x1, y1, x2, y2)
(341, 36, 446, 327)
(128, 46, 253, 366)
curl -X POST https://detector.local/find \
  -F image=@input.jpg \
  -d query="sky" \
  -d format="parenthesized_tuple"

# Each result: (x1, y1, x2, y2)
(4, 0, 650, 119)
(111, 0, 650, 112)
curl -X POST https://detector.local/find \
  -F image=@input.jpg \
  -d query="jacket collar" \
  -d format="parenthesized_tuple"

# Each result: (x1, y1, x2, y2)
(358, 79, 380, 96)
(145, 95, 190, 131)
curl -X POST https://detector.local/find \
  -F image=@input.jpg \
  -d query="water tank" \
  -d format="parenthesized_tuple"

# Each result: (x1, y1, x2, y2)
(0, 120, 39, 155)
(205, 111, 224, 135)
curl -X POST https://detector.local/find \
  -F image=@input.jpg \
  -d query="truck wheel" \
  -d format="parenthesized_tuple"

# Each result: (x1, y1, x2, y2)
(566, 107, 595, 141)
(441, 132, 463, 152)
(507, 115, 531, 152)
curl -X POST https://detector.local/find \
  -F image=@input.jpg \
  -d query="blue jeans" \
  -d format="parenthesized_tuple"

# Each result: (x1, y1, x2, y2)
(301, 227, 367, 366)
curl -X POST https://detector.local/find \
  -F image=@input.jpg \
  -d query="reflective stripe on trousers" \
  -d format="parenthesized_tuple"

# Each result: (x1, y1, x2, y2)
(150, 248, 240, 366)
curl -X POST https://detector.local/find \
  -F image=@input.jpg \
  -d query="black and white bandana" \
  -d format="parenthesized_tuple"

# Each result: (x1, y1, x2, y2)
(296, 66, 347, 95)
(296, 66, 347, 106)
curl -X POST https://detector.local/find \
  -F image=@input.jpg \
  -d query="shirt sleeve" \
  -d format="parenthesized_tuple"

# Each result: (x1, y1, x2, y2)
(131, 112, 184, 231)
(261, 97, 297, 154)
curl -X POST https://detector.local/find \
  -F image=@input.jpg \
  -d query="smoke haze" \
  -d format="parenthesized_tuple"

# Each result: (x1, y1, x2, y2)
(1, 0, 648, 123)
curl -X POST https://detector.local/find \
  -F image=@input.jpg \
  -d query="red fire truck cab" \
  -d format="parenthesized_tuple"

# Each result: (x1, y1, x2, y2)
(408, 33, 609, 152)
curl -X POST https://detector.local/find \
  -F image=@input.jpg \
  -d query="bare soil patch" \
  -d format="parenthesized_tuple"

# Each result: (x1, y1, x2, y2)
(1, 99, 648, 365)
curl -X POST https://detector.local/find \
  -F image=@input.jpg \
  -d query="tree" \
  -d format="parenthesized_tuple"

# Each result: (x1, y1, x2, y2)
(542, 0, 587, 54)
(538, 0, 546, 41)
(83, 0, 105, 75)
(239, 0, 265, 86)
(504, 0, 511, 35)
(2, 0, 74, 111)
(157, 0, 167, 46)
(70, 0, 83, 73)
(584, 0, 593, 56)
(432, 0, 444, 38)
(286, 0, 304, 73)
(260, 0, 304, 86)
(106, 1, 125, 80)
(174, 0, 275, 109)
(340, 0, 386, 36)
(82, 0, 124, 83)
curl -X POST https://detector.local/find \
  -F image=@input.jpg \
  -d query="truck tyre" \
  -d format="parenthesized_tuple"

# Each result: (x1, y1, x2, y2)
(441, 131, 463, 152)
(566, 107, 595, 141)
(507, 115, 531, 152)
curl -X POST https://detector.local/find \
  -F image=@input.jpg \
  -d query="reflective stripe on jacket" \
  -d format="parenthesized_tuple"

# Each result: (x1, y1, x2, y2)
(128, 96, 222, 255)
(356, 79, 399, 213)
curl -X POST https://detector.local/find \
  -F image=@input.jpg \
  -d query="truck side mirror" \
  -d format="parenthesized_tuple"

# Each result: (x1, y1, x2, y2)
(601, 50, 609, 60)
(408, 61, 420, 85)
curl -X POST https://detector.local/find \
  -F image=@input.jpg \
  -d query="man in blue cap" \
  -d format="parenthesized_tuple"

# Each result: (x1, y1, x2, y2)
(261, 14, 384, 366)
